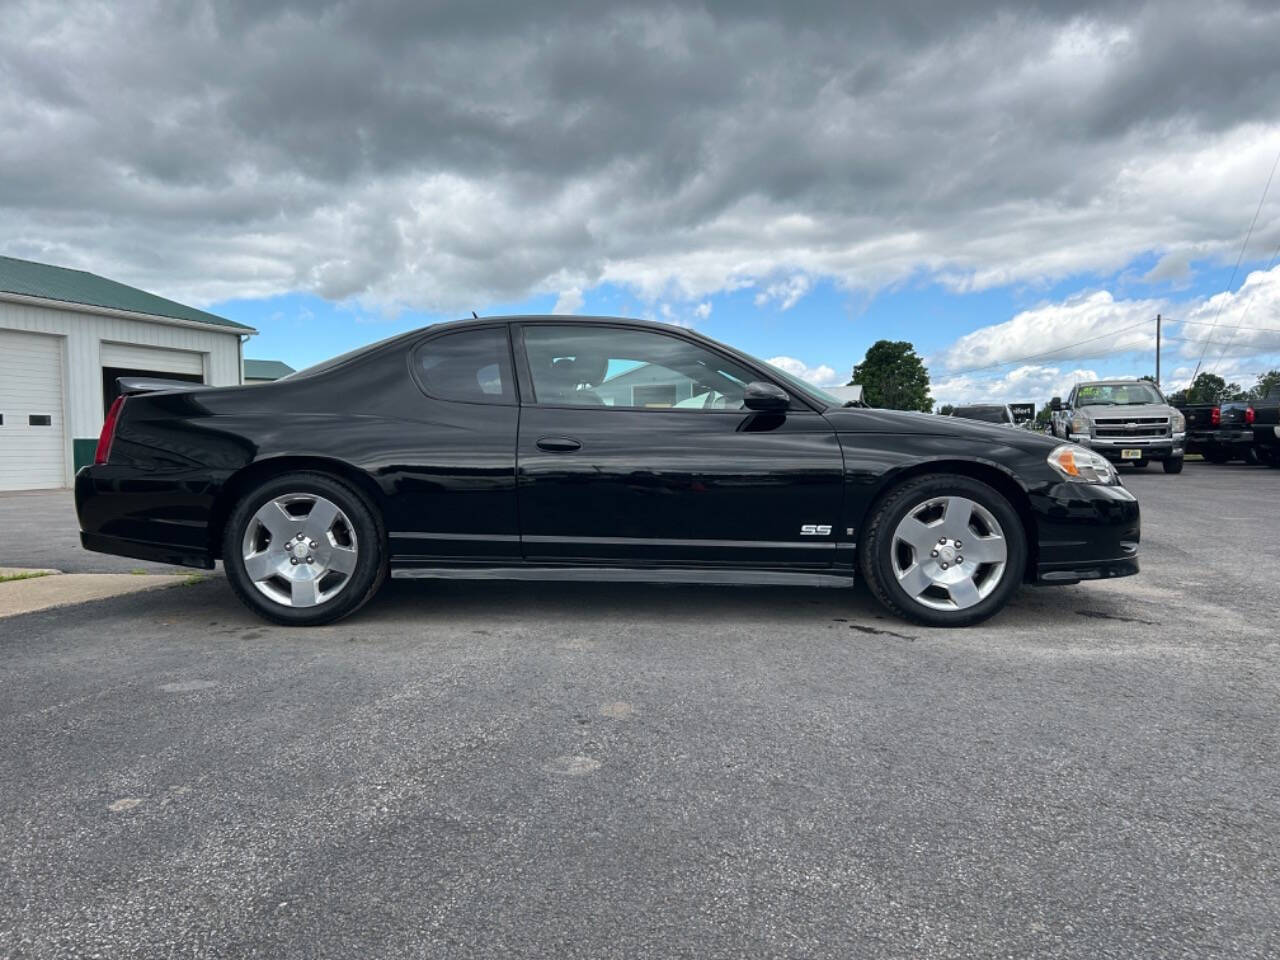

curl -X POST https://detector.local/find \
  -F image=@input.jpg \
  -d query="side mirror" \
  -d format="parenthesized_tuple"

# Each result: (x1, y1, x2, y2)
(1050, 396, 1062, 411)
(743, 381, 790, 412)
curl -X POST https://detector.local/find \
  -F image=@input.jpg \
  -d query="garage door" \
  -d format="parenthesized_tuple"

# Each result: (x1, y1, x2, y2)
(0, 329, 66, 491)
(100, 342, 205, 376)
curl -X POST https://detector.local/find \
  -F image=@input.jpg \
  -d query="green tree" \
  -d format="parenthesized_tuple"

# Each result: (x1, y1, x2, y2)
(1184, 372, 1245, 404)
(1249, 369, 1280, 402)
(850, 340, 933, 412)
(937, 403, 956, 416)
(1035, 404, 1053, 426)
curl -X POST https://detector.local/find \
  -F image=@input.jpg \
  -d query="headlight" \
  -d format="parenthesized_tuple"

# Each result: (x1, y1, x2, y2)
(1070, 414, 1091, 435)
(1047, 444, 1118, 484)
(1171, 410, 1185, 433)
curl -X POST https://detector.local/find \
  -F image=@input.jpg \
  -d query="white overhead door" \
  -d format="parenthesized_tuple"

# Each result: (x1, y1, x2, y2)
(0, 329, 67, 491)
(100, 341, 205, 376)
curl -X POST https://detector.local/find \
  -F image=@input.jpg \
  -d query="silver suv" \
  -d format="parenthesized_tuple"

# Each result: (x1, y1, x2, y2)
(1050, 379, 1186, 474)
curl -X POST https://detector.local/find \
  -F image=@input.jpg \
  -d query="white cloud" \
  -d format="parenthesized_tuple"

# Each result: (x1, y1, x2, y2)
(766, 355, 841, 387)
(754, 275, 813, 311)
(693, 301, 712, 319)
(932, 364, 1102, 407)
(931, 266, 1280, 401)
(3, 0, 1280, 331)
(551, 287, 584, 314)
(936, 290, 1164, 373)
(1175, 264, 1280, 364)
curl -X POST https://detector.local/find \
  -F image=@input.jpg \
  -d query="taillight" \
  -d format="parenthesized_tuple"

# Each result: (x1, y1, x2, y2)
(95, 396, 125, 464)
(1211, 406, 1221, 426)
(1246, 406, 1256, 425)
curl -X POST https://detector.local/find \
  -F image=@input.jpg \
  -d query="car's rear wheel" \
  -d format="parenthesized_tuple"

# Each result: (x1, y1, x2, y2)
(223, 472, 386, 626)
(859, 473, 1027, 627)
(1163, 456, 1184, 474)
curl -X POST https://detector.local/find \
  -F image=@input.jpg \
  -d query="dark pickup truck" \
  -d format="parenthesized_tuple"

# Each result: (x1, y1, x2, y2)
(1180, 402, 1260, 463)
(1181, 388, 1280, 466)
(1251, 388, 1280, 467)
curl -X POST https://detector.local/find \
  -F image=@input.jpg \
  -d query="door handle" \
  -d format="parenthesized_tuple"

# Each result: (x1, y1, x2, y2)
(535, 436, 582, 452)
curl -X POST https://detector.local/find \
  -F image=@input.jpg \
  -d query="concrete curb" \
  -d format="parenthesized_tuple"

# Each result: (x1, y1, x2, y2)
(0, 570, 192, 619)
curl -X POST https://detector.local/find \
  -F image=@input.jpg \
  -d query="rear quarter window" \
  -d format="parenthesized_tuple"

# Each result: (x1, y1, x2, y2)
(412, 327, 515, 404)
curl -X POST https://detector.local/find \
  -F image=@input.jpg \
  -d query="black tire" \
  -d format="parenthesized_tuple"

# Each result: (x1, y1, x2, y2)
(1162, 456, 1184, 474)
(1241, 446, 1260, 466)
(223, 472, 387, 626)
(858, 473, 1027, 628)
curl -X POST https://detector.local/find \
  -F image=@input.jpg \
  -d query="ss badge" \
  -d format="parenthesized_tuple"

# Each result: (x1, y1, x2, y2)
(800, 524, 832, 536)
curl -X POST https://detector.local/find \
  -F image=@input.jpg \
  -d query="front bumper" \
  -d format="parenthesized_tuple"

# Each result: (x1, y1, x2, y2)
(1074, 433, 1184, 462)
(1035, 555, 1139, 585)
(1030, 479, 1140, 585)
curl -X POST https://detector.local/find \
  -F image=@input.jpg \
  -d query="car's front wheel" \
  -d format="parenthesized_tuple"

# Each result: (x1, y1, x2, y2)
(1163, 456, 1184, 474)
(223, 472, 387, 626)
(859, 473, 1027, 627)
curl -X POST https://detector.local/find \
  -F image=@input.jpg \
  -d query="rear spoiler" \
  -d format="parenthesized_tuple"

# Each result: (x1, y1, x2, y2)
(115, 377, 209, 396)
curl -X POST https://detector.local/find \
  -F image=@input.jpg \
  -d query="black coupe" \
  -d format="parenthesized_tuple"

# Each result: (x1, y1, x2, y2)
(77, 316, 1140, 627)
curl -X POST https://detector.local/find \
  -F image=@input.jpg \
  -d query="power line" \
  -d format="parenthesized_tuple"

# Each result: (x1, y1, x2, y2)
(1209, 234, 1280, 373)
(1177, 316, 1280, 334)
(1165, 333, 1280, 349)
(942, 319, 1152, 376)
(1190, 143, 1280, 380)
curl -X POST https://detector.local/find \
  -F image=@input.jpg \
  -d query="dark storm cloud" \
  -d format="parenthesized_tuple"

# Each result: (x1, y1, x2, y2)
(2, 0, 1280, 309)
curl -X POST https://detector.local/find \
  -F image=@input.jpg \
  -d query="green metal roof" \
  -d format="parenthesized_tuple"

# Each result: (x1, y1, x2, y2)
(0, 255, 252, 331)
(243, 358, 296, 380)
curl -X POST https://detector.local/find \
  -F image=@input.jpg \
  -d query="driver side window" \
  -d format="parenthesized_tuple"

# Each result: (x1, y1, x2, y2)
(520, 325, 756, 410)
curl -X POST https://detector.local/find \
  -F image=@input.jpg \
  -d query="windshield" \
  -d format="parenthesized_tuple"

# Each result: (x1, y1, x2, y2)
(760, 361, 845, 408)
(1076, 382, 1165, 406)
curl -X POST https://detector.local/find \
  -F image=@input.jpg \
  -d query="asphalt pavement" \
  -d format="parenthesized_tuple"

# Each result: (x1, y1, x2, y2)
(1, 463, 1277, 958)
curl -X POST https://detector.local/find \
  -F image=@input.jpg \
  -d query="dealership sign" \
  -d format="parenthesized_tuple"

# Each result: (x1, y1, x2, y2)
(1009, 403, 1035, 423)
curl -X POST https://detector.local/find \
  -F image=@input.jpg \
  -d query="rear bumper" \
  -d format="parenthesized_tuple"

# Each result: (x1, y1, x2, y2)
(80, 531, 215, 570)
(1187, 428, 1254, 450)
(75, 466, 217, 570)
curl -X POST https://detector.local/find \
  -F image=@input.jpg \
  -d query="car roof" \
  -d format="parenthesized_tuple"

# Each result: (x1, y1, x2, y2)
(288, 314, 832, 408)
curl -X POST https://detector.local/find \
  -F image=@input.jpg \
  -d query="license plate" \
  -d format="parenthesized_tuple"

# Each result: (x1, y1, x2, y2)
(1120, 449, 1142, 460)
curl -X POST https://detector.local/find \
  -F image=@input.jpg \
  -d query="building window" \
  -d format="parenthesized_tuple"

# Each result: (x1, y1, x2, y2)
(29, 414, 52, 426)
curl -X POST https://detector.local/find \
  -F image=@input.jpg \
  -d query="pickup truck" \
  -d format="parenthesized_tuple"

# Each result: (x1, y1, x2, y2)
(1251, 387, 1280, 467)
(1179, 402, 1259, 463)
(1049, 379, 1186, 473)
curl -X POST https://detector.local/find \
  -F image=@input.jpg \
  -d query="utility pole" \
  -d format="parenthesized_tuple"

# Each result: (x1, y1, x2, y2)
(1155, 313, 1161, 388)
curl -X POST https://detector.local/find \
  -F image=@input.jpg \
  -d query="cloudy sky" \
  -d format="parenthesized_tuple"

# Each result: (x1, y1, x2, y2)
(4, 0, 1280, 404)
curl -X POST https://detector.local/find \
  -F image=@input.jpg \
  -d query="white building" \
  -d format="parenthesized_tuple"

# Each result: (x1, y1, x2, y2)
(0, 255, 255, 491)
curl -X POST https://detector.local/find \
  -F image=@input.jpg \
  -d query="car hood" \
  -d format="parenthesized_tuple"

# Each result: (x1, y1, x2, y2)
(1075, 403, 1172, 419)
(822, 406, 1059, 450)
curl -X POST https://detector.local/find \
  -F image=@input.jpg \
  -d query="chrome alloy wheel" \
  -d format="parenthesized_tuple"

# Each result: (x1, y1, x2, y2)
(889, 495, 1008, 611)
(241, 494, 359, 608)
